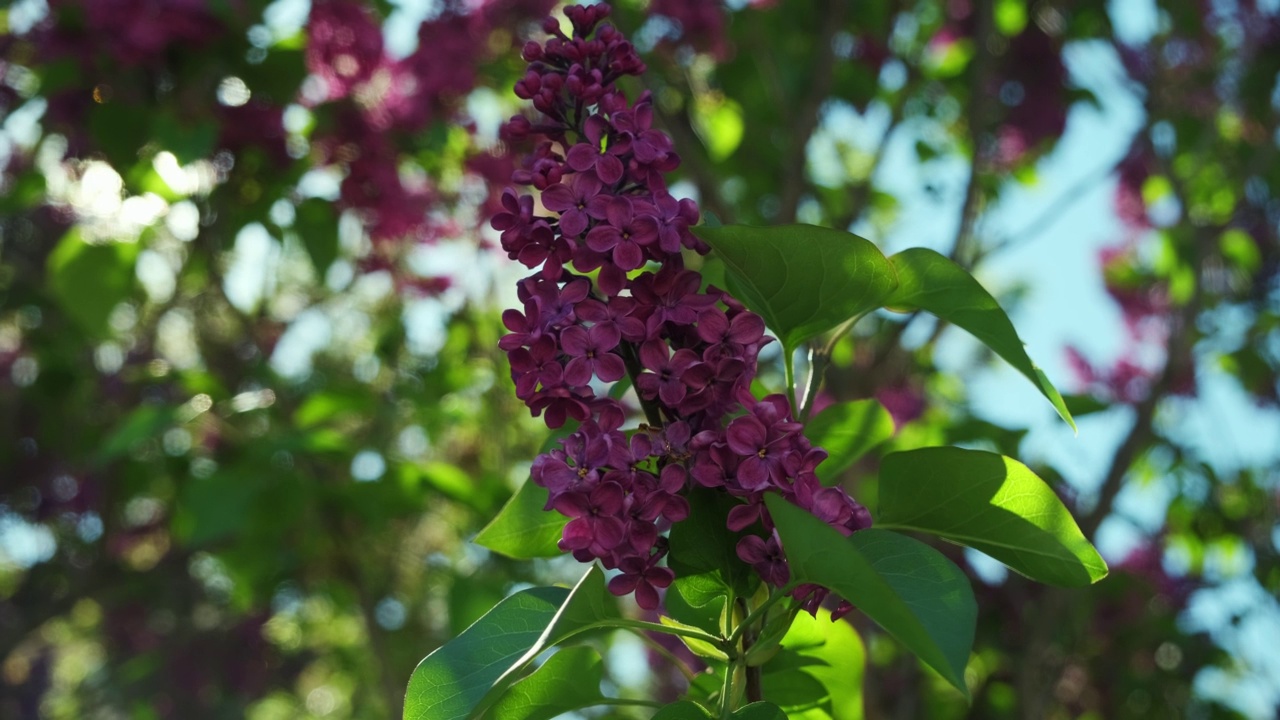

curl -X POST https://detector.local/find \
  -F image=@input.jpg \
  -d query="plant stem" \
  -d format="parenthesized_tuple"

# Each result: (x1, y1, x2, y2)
(737, 597, 763, 704)
(619, 340, 664, 427)
(594, 697, 666, 710)
(628, 628, 700, 683)
(608, 618, 728, 651)
(719, 655, 737, 719)
(799, 313, 865, 423)
(728, 584, 797, 645)
(783, 346, 798, 414)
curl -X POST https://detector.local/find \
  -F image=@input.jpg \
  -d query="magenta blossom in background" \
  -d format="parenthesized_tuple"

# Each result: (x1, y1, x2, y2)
(306, 0, 386, 101)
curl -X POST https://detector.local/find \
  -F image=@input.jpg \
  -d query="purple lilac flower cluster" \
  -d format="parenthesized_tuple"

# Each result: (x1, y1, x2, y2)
(495, 4, 871, 614)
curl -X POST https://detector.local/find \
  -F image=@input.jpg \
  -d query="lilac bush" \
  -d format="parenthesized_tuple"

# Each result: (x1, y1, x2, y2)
(493, 3, 870, 612)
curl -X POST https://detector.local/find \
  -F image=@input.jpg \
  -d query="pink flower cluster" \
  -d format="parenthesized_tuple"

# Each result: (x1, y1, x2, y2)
(496, 4, 870, 613)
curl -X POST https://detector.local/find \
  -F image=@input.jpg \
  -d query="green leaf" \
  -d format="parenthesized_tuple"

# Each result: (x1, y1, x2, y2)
(732, 702, 789, 720)
(876, 447, 1108, 586)
(693, 95, 745, 162)
(668, 488, 759, 597)
(95, 404, 173, 463)
(47, 230, 138, 338)
(804, 399, 895, 485)
(404, 587, 566, 720)
(473, 480, 566, 559)
(486, 647, 606, 720)
(175, 472, 263, 545)
(652, 701, 715, 719)
(765, 496, 975, 696)
(403, 566, 619, 720)
(884, 248, 1075, 430)
(659, 615, 728, 660)
(153, 112, 218, 164)
(665, 572, 729, 637)
(294, 198, 339, 274)
(692, 224, 898, 354)
(761, 608, 864, 720)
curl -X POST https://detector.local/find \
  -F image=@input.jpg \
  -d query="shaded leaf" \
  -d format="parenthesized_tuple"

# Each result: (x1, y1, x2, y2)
(761, 608, 864, 720)
(175, 472, 263, 545)
(669, 488, 758, 597)
(693, 224, 898, 354)
(295, 198, 339, 274)
(652, 701, 715, 719)
(474, 480, 565, 559)
(876, 447, 1108, 586)
(47, 229, 138, 338)
(404, 566, 618, 720)
(486, 646, 606, 720)
(95, 404, 173, 463)
(732, 702, 789, 720)
(805, 399, 895, 485)
(884, 248, 1074, 430)
(404, 587, 567, 720)
(665, 572, 729, 637)
(765, 496, 975, 696)
(660, 615, 728, 660)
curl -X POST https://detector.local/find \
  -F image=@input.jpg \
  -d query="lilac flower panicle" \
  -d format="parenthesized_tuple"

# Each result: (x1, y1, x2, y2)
(496, 4, 871, 613)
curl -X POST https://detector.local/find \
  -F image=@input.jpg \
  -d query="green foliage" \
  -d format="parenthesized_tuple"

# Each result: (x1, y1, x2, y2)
(693, 224, 898, 355)
(766, 496, 976, 696)
(876, 448, 1108, 586)
(731, 702, 790, 719)
(473, 480, 567, 559)
(668, 488, 760, 598)
(484, 646, 608, 720)
(652, 701, 715, 719)
(803, 399, 895, 484)
(46, 230, 138, 338)
(403, 587, 570, 720)
(883, 248, 1075, 430)
(760, 609, 865, 720)
(403, 566, 619, 720)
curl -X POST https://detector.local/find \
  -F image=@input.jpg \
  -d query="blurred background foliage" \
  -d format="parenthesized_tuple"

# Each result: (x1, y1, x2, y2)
(0, 0, 1277, 718)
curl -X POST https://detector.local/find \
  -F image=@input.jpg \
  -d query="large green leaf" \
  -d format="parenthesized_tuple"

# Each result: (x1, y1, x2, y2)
(473, 480, 565, 559)
(404, 587, 566, 720)
(876, 447, 1108, 586)
(403, 566, 618, 720)
(47, 229, 138, 338)
(665, 572, 729, 637)
(485, 646, 607, 720)
(883, 248, 1074, 430)
(804, 399, 896, 485)
(761, 608, 864, 720)
(732, 702, 790, 719)
(668, 488, 759, 597)
(765, 496, 975, 696)
(652, 701, 714, 719)
(693, 224, 898, 354)
(294, 198, 340, 274)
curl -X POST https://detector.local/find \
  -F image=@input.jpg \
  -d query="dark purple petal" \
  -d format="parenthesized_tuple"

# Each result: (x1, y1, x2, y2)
(725, 416, 766, 455)
(736, 535, 768, 564)
(586, 224, 621, 252)
(596, 154, 624, 184)
(566, 143, 598, 172)
(542, 183, 576, 212)
(727, 502, 761, 531)
(595, 353, 626, 382)
(563, 357, 593, 386)
(737, 456, 770, 491)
